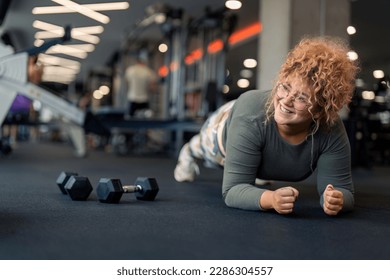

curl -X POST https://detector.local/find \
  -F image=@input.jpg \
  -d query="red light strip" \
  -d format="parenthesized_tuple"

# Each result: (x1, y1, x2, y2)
(158, 21, 262, 74)
(208, 39, 224, 54)
(228, 22, 262, 45)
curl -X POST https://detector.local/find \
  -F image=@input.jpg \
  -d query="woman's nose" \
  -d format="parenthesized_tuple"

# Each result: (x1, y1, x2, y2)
(282, 93, 295, 104)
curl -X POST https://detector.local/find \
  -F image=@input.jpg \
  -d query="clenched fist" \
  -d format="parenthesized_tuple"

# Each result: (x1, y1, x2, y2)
(323, 184, 344, 216)
(260, 187, 299, 214)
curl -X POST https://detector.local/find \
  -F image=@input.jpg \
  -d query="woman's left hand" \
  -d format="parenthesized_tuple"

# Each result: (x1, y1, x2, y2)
(323, 184, 344, 216)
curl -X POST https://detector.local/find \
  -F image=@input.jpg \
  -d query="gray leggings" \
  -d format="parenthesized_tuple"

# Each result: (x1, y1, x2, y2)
(187, 100, 236, 167)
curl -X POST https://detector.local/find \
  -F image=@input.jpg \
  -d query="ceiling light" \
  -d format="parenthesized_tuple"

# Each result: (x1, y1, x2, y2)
(35, 30, 65, 39)
(71, 31, 100, 44)
(32, 2, 129, 14)
(237, 78, 250, 88)
(44, 66, 79, 75)
(99, 85, 110, 95)
(34, 39, 45, 47)
(34, 30, 100, 44)
(362, 91, 375, 100)
(347, 51, 358, 61)
(42, 73, 76, 84)
(373, 70, 385, 79)
(75, 26, 104, 34)
(225, 0, 242, 10)
(223, 85, 230, 94)
(158, 44, 167, 52)
(51, 0, 110, 24)
(347, 26, 356, 35)
(33, 20, 102, 44)
(158, 43, 168, 53)
(33, 20, 59, 30)
(243, 58, 257, 68)
(33, 20, 104, 35)
(38, 54, 81, 69)
(93, 90, 103, 99)
(46, 45, 88, 59)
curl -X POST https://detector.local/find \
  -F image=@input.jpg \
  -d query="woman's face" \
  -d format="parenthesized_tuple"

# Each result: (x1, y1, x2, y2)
(273, 77, 317, 131)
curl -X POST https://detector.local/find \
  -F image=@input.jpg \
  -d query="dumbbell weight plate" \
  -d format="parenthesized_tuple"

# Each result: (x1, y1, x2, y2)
(97, 178, 124, 203)
(65, 176, 93, 201)
(56, 171, 78, 194)
(134, 177, 159, 201)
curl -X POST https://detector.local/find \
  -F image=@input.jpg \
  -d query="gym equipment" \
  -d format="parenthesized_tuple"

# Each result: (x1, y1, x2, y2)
(0, 27, 110, 157)
(65, 176, 93, 201)
(96, 177, 159, 203)
(56, 171, 92, 201)
(94, 109, 203, 156)
(56, 171, 78, 194)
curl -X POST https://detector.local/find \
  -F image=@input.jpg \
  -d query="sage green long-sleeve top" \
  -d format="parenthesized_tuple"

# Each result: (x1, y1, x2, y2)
(221, 90, 354, 211)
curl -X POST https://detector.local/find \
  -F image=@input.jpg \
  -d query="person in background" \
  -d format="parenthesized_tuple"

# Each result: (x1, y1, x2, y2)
(174, 36, 359, 216)
(3, 55, 43, 146)
(125, 56, 158, 117)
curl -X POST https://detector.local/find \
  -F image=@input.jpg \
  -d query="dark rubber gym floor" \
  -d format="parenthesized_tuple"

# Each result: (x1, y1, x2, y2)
(1, 140, 390, 260)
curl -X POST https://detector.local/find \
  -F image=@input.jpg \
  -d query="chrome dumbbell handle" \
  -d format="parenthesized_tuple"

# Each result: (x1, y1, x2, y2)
(122, 185, 142, 193)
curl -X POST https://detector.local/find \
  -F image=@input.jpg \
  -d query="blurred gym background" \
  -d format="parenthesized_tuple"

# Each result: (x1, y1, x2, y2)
(1, 0, 389, 166)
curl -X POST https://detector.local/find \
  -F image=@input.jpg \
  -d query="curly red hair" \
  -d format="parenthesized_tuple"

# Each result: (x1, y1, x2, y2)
(266, 36, 359, 128)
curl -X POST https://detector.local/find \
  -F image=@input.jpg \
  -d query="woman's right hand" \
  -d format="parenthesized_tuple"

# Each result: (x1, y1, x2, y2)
(260, 187, 299, 214)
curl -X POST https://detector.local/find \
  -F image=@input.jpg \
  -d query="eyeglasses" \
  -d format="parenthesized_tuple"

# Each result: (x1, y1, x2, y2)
(276, 83, 310, 111)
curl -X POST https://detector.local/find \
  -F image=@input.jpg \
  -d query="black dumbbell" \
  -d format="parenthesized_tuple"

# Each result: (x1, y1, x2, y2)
(56, 171, 78, 194)
(56, 171, 93, 201)
(96, 177, 159, 203)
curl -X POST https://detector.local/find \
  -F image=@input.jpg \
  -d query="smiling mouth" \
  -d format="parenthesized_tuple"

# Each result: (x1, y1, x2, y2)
(280, 104, 293, 114)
